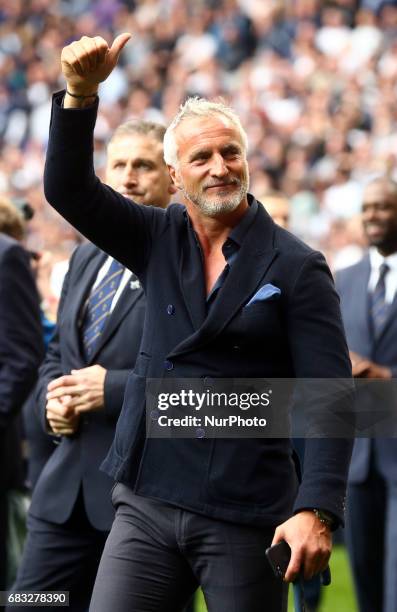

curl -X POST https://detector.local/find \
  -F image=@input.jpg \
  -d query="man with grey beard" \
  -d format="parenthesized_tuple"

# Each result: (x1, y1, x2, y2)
(42, 33, 353, 612)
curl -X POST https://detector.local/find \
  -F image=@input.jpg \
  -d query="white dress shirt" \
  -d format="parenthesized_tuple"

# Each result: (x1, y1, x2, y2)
(368, 248, 397, 304)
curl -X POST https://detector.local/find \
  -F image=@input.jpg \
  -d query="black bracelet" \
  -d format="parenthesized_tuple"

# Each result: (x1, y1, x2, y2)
(66, 89, 98, 99)
(312, 508, 335, 529)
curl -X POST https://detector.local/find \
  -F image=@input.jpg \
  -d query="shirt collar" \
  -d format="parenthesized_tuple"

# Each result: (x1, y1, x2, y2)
(184, 194, 257, 266)
(227, 194, 258, 247)
(369, 247, 397, 273)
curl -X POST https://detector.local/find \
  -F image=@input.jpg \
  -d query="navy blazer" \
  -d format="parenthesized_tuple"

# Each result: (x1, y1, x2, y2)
(0, 233, 43, 490)
(44, 93, 353, 528)
(29, 242, 145, 530)
(336, 256, 397, 484)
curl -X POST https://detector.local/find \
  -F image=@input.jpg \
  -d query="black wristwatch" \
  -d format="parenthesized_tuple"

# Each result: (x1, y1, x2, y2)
(311, 508, 335, 530)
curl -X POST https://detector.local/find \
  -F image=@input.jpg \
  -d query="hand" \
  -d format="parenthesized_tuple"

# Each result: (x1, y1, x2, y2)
(46, 365, 107, 413)
(359, 361, 391, 379)
(61, 33, 131, 97)
(46, 396, 80, 435)
(349, 352, 391, 379)
(272, 511, 332, 582)
(349, 351, 369, 377)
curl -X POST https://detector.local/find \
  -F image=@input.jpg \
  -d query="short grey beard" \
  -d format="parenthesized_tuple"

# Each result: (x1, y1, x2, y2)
(182, 180, 248, 218)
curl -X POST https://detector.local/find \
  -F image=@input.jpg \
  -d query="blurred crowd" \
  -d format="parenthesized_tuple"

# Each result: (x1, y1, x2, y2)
(2, 2, 397, 607)
(1, 0, 397, 273)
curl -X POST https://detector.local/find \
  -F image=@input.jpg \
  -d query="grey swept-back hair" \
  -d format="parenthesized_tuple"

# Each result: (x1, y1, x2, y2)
(163, 97, 248, 168)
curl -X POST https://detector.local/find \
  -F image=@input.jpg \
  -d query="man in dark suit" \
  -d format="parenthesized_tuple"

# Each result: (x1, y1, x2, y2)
(336, 177, 397, 612)
(43, 33, 353, 612)
(0, 203, 44, 592)
(10, 120, 176, 611)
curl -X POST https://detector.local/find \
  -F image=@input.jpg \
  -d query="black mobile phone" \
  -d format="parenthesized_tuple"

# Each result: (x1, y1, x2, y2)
(266, 540, 332, 586)
(265, 540, 291, 579)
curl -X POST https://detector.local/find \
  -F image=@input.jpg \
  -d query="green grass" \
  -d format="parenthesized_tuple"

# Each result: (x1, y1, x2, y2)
(194, 545, 357, 612)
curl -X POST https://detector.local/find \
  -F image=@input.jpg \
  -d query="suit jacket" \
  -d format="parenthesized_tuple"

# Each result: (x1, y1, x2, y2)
(0, 233, 44, 492)
(29, 242, 145, 531)
(336, 255, 397, 484)
(43, 92, 353, 528)
(23, 391, 56, 491)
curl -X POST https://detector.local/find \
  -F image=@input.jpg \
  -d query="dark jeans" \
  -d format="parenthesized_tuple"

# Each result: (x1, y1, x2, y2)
(9, 490, 108, 612)
(89, 483, 288, 612)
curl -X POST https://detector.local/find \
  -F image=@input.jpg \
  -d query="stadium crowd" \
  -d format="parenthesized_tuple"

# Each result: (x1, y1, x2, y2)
(0, 0, 396, 274)
(1, 2, 397, 610)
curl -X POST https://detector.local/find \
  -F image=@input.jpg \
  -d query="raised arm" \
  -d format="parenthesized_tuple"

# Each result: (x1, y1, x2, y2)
(44, 34, 163, 274)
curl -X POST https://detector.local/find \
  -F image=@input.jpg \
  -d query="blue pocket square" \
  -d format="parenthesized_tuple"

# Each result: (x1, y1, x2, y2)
(245, 283, 281, 307)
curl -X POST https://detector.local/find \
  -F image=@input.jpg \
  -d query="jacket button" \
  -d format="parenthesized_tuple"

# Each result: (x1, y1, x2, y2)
(164, 360, 174, 371)
(196, 428, 205, 438)
(167, 304, 175, 315)
(150, 409, 160, 421)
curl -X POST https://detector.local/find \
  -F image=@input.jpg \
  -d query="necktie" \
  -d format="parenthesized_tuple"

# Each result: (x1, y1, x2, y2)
(371, 262, 390, 338)
(82, 259, 124, 360)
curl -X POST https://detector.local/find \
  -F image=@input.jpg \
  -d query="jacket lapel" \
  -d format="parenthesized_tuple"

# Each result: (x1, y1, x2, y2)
(170, 203, 278, 358)
(374, 278, 397, 345)
(178, 221, 207, 330)
(351, 256, 372, 348)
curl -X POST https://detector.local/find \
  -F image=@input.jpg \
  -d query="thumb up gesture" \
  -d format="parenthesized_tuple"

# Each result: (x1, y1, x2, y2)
(61, 33, 131, 98)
